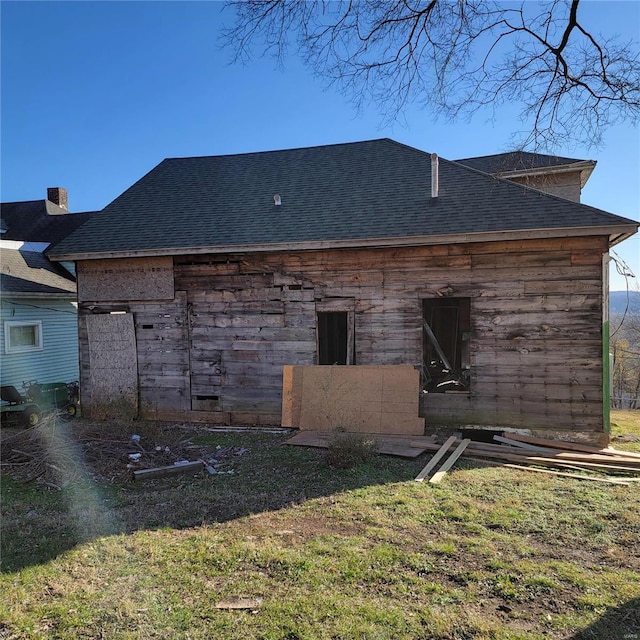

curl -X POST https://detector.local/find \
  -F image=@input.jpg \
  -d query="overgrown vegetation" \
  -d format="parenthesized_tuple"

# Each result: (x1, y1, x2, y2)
(1, 412, 639, 639)
(325, 429, 378, 469)
(610, 288, 640, 410)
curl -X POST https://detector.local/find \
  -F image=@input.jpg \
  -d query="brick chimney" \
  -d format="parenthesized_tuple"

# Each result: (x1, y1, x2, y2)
(47, 187, 68, 211)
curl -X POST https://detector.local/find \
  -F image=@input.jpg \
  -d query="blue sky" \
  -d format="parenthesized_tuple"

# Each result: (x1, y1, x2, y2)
(1, 0, 638, 290)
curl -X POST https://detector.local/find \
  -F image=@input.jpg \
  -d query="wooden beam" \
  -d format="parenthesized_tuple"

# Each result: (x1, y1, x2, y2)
(492, 435, 640, 466)
(429, 439, 471, 484)
(414, 436, 457, 482)
(465, 458, 631, 486)
(461, 448, 640, 474)
(133, 461, 203, 481)
(503, 432, 640, 459)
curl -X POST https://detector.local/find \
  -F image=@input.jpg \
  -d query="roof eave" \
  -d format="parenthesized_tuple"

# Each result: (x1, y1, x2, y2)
(496, 160, 597, 187)
(49, 223, 638, 262)
(1, 291, 76, 299)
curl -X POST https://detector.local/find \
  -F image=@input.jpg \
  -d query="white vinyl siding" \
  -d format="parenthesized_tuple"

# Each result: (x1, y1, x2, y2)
(0, 298, 79, 386)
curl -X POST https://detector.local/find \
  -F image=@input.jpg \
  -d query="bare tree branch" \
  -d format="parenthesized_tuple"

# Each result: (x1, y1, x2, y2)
(221, 0, 640, 150)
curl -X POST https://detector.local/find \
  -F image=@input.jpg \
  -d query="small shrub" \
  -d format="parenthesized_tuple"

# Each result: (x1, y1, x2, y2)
(325, 430, 378, 469)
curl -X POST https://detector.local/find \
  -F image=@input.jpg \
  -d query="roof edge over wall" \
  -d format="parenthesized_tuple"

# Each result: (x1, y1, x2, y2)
(50, 223, 639, 262)
(1, 292, 77, 300)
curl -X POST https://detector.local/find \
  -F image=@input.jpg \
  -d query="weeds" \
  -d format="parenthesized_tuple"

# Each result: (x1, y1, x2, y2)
(325, 429, 378, 469)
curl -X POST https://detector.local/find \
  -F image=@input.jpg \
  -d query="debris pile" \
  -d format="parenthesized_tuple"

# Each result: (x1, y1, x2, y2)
(414, 432, 640, 485)
(1, 418, 248, 488)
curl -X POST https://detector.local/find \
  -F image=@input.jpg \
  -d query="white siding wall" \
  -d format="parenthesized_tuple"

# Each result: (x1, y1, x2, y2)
(1, 297, 79, 387)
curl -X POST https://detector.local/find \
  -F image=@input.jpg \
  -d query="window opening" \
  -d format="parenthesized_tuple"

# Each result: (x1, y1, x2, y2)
(4, 321, 43, 354)
(422, 298, 470, 392)
(317, 311, 354, 365)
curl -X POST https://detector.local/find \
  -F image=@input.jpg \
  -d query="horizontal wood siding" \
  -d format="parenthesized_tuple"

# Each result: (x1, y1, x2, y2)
(76, 235, 608, 435)
(135, 292, 190, 414)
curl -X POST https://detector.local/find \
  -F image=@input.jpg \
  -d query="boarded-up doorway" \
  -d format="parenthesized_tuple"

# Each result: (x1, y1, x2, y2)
(86, 313, 138, 418)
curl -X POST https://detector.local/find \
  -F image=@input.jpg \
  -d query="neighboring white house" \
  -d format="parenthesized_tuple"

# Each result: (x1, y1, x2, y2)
(1, 240, 79, 385)
(0, 188, 96, 388)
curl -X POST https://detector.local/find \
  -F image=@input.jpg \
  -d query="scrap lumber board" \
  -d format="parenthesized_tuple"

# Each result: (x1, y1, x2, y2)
(464, 458, 631, 486)
(494, 435, 554, 453)
(412, 439, 531, 455)
(493, 435, 640, 466)
(415, 436, 458, 482)
(503, 433, 640, 459)
(133, 461, 203, 481)
(214, 597, 263, 610)
(283, 431, 430, 458)
(412, 437, 640, 474)
(429, 439, 471, 484)
(459, 448, 640, 474)
(284, 431, 333, 449)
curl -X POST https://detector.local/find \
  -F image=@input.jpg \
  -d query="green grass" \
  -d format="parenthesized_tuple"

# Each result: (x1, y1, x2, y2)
(610, 408, 640, 453)
(1, 415, 639, 639)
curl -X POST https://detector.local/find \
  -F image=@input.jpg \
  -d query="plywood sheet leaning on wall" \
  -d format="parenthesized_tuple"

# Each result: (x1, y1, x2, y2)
(282, 365, 425, 435)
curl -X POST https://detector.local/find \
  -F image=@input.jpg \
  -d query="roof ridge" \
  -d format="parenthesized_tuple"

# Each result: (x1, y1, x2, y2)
(161, 138, 402, 162)
(455, 150, 587, 163)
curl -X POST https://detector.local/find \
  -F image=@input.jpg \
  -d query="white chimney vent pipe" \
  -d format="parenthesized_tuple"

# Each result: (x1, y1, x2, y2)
(431, 153, 439, 199)
(274, 194, 282, 206)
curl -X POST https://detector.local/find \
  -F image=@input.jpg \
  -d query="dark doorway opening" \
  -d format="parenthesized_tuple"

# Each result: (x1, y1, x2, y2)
(423, 298, 471, 392)
(317, 311, 350, 365)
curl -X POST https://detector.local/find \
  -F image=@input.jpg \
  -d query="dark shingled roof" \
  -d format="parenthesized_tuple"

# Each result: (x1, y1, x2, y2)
(1, 248, 76, 297)
(0, 199, 97, 248)
(455, 151, 591, 175)
(50, 139, 637, 258)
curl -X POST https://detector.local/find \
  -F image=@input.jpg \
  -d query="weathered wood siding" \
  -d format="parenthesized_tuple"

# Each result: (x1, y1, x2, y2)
(76, 235, 608, 439)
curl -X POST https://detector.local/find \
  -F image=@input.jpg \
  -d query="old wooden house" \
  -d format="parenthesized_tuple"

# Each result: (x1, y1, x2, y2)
(50, 140, 638, 443)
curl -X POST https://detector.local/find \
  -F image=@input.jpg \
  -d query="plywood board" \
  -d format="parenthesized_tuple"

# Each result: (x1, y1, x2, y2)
(87, 312, 138, 418)
(282, 365, 424, 435)
(283, 430, 432, 458)
(78, 257, 174, 302)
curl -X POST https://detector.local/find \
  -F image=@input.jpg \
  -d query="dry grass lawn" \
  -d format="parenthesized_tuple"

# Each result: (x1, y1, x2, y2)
(1, 411, 639, 639)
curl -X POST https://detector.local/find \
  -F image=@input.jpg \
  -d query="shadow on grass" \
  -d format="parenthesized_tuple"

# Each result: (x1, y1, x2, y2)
(571, 597, 640, 639)
(1, 427, 429, 572)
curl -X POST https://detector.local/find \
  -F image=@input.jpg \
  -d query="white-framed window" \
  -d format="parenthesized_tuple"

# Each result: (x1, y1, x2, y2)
(4, 321, 43, 353)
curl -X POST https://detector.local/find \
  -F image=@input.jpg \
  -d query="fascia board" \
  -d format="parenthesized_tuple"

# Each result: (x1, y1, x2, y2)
(49, 224, 639, 262)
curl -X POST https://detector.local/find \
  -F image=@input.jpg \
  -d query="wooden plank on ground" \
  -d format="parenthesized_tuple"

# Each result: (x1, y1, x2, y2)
(504, 432, 640, 459)
(283, 431, 430, 458)
(133, 461, 203, 481)
(284, 431, 332, 448)
(492, 435, 640, 466)
(429, 439, 471, 484)
(493, 435, 553, 453)
(214, 597, 263, 610)
(465, 457, 631, 486)
(461, 447, 640, 474)
(414, 436, 458, 482)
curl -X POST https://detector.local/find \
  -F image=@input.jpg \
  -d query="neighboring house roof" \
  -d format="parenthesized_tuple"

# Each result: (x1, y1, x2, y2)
(1, 245, 76, 298)
(456, 151, 596, 187)
(49, 139, 638, 260)
(0, 199, 97, 249)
